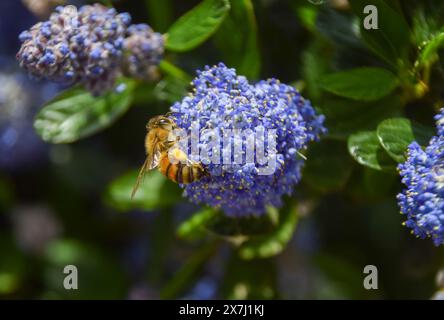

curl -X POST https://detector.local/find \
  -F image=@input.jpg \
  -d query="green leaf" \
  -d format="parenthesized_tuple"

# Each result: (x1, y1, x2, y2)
(238, 205, 298, 260)
(303, 140, 353, 192)
(348, 131, 396, 171)
(34, 79, 136, 144)
(350, 0, 411, 67)
(320, 67, 399, 101)
(318, 95, 402, 139)
(214, 0, 260, 79)
(165, 0, 231, 52)
(418, 32, 444, 68)
(376, 118, 434, 163)
(177, 208, 218, 240)
(104, 170, 182, 211)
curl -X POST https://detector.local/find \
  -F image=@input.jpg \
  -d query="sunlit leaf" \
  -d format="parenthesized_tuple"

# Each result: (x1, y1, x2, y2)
(104, 170, 182, 211)
(177, 208, 218, 240)
(165, 0, 231, 52)
(34, 79, 136, 144)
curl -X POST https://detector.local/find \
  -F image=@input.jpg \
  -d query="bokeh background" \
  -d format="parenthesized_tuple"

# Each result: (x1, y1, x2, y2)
(1, 0, 444, 300)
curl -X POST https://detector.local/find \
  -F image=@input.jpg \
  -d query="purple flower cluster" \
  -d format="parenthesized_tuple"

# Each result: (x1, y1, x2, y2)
(171, 63, 326, 216)
(17, 4, 163, 95)
(398, 109, 444, 246)
(123, 24, 164, 80)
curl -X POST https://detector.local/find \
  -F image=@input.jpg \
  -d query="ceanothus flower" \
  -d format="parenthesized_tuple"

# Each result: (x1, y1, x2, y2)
(398, 109, 444, 246)
(122, 24, 164, 80)
(17, 4, 131, 95)
(17, 4, 165, 96)
(170, 63, 326, 216)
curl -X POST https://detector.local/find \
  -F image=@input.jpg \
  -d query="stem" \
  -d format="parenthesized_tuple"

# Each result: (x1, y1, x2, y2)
(159, 60, 192, 83)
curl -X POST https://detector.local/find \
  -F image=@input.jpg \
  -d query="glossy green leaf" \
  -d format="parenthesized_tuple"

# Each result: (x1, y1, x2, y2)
(320, 67, 399, 101)
(376, 118, 434, 163)
(350, 0, 411, 67)
(303, 140, 353, 192)
(238, 205, 298, 260)
(177, 208, 218, 240)
(104, 170, 182, 211)
(348, 131, 396, 171)
(214, 0, 260, 79)
(165, 0, 231, 52)
(34, 79, 136, 144)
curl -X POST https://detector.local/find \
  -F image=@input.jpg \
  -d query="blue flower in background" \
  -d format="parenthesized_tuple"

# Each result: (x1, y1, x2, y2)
(123, 24, 164, 81)
(171, 63, 326, 216)
(17, 4, 131, 95)
(17, 4, 164, 95)
(398, 109, 444, 246)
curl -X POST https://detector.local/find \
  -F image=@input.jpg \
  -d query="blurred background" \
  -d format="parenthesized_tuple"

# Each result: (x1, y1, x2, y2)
(1, 0, 444, 300)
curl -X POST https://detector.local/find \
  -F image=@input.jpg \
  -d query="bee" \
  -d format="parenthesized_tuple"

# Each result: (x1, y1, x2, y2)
(131, 115, 208, 199)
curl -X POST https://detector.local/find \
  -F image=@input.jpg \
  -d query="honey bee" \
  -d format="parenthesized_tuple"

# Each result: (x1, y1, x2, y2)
(131, 115, 208, 199)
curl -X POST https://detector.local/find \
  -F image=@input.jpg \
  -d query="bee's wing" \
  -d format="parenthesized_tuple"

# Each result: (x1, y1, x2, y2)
(132, 137, 164, 199)
(147, 142, 162, 170)
(131, 157, 150, 199)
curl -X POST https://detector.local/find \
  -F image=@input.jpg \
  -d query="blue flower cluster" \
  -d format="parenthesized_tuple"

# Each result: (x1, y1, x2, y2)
(17, 4, 163, 95)
(170, 63, 326, 216)
(123, 24, 164, 80)
(398, 109, 444, 246)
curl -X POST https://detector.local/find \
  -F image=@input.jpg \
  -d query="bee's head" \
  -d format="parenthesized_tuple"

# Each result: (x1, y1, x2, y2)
(147, 115, 175, 131)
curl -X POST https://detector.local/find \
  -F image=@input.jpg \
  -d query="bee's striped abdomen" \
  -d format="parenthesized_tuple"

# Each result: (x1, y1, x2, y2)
(159, 154, 206, 184)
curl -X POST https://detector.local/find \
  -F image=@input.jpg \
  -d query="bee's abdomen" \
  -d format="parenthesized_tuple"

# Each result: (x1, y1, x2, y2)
(159, 156, 206, 184)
